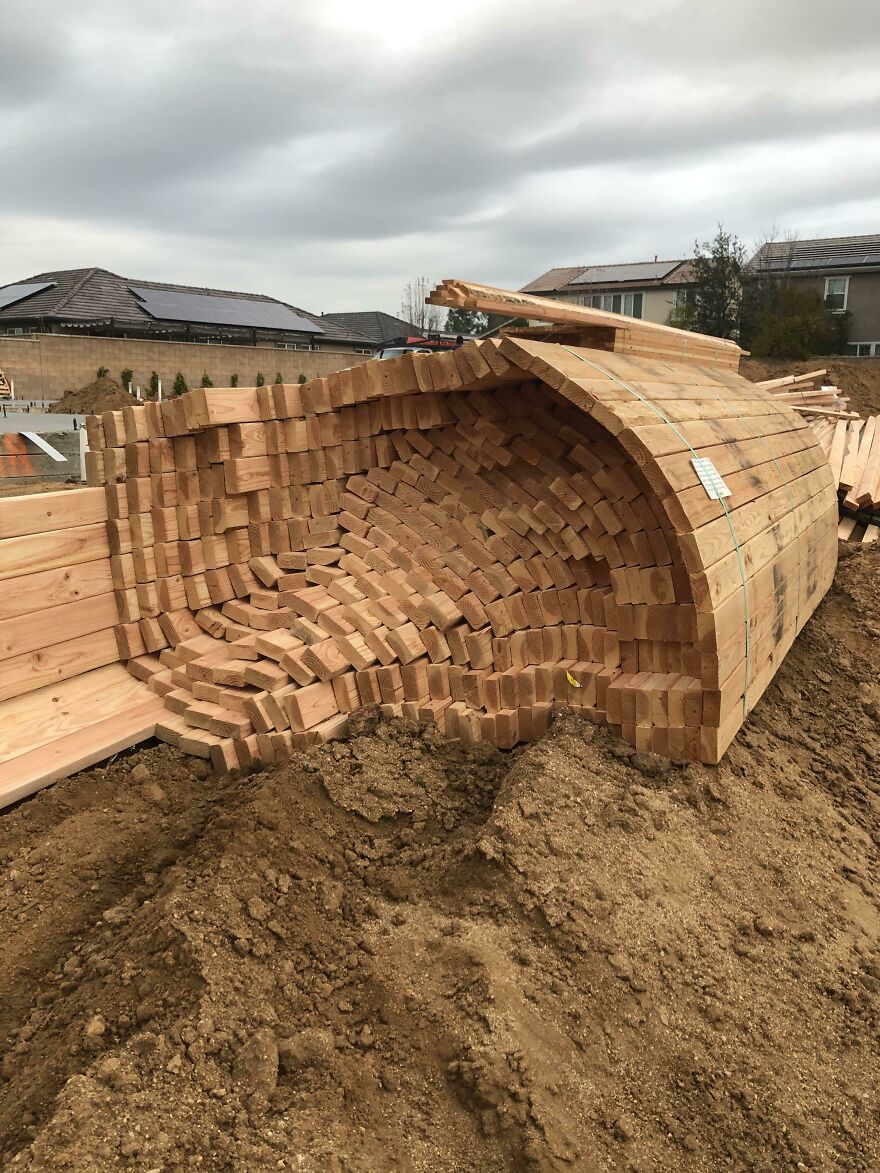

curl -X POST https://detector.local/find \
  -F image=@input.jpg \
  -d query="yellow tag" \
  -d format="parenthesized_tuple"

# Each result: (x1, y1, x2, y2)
(565, 670, 581, 688)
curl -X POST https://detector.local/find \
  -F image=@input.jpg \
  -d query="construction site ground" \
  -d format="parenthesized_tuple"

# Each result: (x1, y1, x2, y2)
(0, 531, 878, 1171)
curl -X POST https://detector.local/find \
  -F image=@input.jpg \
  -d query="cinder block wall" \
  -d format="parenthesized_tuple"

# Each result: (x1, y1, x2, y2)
(0, 334, 370, 400)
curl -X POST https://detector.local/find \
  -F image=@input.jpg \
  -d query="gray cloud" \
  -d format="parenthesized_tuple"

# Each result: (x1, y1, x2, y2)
(1, 0, 879, 312)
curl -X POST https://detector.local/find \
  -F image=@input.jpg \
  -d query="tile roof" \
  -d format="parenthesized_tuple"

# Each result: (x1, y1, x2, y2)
(0, 268, 373, 344)
(320, 310, 421, 344)
(749, 234, 880, 273)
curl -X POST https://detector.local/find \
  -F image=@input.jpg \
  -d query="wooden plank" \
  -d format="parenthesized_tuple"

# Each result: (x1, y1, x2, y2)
(0, 486, 107, 540)
(0, 523, 109, 582)
(0, 592, 118, 662)
(0, 687, 166, 809)
(0, 663, 153, 767)
(0, 628, 120, 702)
(0, 558, 114, 622)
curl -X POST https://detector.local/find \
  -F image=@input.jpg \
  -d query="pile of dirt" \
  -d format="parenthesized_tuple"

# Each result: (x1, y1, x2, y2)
(1, 545, 878, 1172)
(49, 376, 137, 415)
(741, 355, 880, 419)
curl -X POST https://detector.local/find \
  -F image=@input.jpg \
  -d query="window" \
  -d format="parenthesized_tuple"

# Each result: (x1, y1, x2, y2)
(588, 291, 643, 318)
(824, 276, 848, 312)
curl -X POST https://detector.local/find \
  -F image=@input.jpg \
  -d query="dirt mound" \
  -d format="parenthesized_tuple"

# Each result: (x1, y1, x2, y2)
(1, 547, 878, 1172)
(49, 376, 137, 415)
(741, 355, 880, 419)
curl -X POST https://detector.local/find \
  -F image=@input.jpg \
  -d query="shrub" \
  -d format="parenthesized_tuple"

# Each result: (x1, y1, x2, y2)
(749, 287, 852, 360)
(255, 371, 265, 387)
(121, 367, 133, 389)
(201, 371, 214, 387)
(230, 373, 239, 387)
(298, 373, 307, 384)
(149, 371, 160, 396)
(96, 366, 109, 379)
(274, 371, 283, 384)
(173, 372, 187, 396)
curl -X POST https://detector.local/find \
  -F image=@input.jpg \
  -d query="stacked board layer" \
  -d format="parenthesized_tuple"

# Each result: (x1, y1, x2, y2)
(63, 334, 836, 774)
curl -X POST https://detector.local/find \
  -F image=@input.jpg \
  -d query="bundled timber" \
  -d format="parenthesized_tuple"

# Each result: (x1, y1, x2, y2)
(427, 277, 745, 370)
(0, 282, 840, 805)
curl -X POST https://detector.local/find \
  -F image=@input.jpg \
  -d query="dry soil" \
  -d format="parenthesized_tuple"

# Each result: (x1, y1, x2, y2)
(0, 542, 878, 1172)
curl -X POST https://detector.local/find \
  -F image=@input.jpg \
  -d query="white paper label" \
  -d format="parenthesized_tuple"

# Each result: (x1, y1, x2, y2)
(691, 456, 731, 501)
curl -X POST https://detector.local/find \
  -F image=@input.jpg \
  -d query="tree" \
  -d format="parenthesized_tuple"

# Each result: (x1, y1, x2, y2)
(274, 371, 283, 384)
(201, 371, 213, 387)
(298, 373, 307, 384)
(230, 373, 239, 387)
(400, 277, 446, 333)
(96, 366, 109, 379)
(255, 371, 265, 387)
(173, 372, 187, 396)
(739, 229, 851, 358)
(445, 307, 487, 336)
(679, 226, 746, 339)
(749, 286, 851, 359)
(149, 370, 160, 396)
(121, 367, 133, 389)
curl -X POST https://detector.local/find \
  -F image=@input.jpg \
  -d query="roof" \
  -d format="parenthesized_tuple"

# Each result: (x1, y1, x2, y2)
(520, 259, 692, 293)
(0, 268, 373, 344)
(320, 310, 421, 345)
(750, 234, 880, 274)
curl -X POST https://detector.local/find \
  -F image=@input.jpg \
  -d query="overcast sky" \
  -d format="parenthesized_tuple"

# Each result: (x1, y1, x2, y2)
(1, 0, 878, 316)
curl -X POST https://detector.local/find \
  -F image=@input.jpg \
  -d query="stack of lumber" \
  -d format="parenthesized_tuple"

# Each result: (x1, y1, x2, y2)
(0, 280, 839, 802)
(0, 488, 120, 701)
(75, 325, 835, 772)
(824, 415, 880, 543)
(427, 278, 745, 370)
(0, 489, 167, 807)
(752, 369, 856, 420)
(752, 370, 879, 543)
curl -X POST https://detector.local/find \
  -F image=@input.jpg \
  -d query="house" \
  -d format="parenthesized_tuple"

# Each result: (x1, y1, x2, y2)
(0, 268, 375, 353)
(519, 259, 694, 326)
(748, 234, 880, 357)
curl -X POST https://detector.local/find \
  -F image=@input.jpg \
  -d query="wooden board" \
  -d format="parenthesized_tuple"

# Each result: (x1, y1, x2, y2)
(0, 664, 166, 809)
(0, 486, 107, 539)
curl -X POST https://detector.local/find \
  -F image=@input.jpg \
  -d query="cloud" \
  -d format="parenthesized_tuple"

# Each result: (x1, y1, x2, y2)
(1, 0, 879, 312)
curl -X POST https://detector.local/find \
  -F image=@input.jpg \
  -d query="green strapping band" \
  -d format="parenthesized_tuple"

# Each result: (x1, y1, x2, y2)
(560, 347, 751, 716)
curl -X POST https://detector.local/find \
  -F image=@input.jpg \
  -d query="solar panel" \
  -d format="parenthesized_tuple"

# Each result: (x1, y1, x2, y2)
(130, 286, 324, 333)
(571, 261, 679, 285)
(0, 281, 56, 310)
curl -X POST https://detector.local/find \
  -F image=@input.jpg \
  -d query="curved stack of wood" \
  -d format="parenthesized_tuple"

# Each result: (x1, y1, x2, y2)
(0, 284, 839, 805)
(79, 332, 836, 771)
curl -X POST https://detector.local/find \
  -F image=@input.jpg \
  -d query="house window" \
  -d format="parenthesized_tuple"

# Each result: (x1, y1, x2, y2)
(589, 291, 643, 318)
(824, 276, 848, 312)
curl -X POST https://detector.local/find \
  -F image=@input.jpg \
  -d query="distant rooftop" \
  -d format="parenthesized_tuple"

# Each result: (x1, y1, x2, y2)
(521, 259, 692, 293)
(750, 234, 880, 273)
(320, 310, 420, 345)
(0, 268, 373, 344)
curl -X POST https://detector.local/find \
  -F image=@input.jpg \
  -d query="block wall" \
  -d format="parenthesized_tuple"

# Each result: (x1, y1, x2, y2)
(0, 334, 370, 401)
